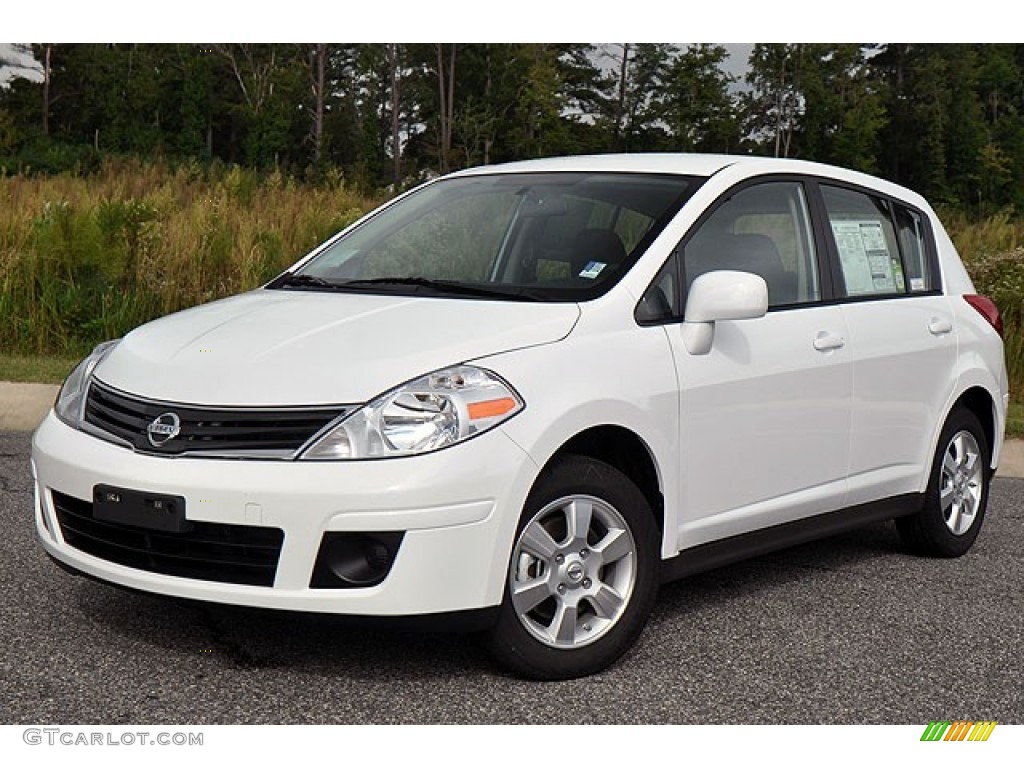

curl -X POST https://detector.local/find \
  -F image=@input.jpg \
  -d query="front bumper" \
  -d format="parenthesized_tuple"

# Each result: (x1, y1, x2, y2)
(32, 411, 538, 616)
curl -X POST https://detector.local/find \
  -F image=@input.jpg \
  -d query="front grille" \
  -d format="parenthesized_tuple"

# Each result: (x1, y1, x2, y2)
(84, 379, 345, 457)
(52, 491, 284, 587)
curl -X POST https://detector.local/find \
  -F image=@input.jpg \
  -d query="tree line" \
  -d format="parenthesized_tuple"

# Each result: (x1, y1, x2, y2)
(1, 43, 1023, 210)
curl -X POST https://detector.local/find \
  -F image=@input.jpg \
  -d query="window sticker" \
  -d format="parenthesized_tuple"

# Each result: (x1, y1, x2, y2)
(910, 277, 926, 292)
(578, 261, 607, 279)
(831, 220, 902, 295)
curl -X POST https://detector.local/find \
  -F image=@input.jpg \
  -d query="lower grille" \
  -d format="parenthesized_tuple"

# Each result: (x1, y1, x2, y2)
(52, 491, 284, 587)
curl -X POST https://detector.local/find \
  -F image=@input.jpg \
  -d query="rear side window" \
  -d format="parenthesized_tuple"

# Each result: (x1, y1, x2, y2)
(821, 185, 905, 297)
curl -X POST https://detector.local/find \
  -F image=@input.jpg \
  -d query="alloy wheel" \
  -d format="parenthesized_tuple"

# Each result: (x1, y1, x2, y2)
(509, 494, 637, 649)
(939, 430, 984, 536)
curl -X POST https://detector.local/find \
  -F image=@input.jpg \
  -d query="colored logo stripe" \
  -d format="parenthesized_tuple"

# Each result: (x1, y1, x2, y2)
(969, 721, 997, 741)
(944, 721, 973, 741)
(920, 721, 996, 742)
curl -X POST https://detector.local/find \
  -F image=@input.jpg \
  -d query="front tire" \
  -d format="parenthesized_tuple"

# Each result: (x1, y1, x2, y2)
(897, 407, 991, 557)
(487, 455, 659, 680)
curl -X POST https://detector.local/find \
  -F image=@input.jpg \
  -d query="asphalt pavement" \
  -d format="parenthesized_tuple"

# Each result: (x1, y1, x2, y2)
(2, 429, 1022, 724)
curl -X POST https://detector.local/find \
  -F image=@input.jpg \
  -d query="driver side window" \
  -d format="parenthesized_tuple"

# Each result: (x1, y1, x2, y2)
(684, 181, 820, 309)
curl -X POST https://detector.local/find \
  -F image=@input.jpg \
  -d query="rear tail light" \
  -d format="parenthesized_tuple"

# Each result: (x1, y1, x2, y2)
(963, 295, 1003, 337)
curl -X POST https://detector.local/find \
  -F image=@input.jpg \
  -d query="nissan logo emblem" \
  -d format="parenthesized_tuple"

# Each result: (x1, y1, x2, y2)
(147, 413, 181, 447)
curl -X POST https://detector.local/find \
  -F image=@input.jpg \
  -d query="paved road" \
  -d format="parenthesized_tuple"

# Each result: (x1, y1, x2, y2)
(2, 430, 1022, 724)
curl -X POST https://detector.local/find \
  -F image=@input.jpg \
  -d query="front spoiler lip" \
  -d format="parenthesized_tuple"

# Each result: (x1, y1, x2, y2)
(44, 552, 500, 633)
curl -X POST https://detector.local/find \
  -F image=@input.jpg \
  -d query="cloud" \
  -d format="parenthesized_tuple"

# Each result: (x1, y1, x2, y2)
(0, 43, 44, 87)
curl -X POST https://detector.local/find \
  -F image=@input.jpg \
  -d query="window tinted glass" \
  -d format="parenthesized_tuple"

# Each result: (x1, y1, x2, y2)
(822, 185, 906, 297)
(684, 181, 820, 308)
(636, 257, 679, 323)
(893, 204, 933, 292)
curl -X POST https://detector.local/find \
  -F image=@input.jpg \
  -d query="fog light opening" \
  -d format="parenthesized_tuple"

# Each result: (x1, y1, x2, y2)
(310, 532, 404, 589)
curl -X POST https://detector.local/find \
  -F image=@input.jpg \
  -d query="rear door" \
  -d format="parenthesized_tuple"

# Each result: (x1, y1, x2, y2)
(817, 184, 957, 504)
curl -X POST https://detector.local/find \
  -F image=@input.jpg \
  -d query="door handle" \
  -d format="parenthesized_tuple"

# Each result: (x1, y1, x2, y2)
(928, 317, 953, 336)
(813, 331, 846, 352)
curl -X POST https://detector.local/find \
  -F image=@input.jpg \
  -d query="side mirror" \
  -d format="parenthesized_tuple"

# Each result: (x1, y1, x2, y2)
(682, 270, 768, 355)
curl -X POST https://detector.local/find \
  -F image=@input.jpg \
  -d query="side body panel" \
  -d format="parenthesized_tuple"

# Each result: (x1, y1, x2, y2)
(672, 307, 853, 548)
(842, 295, 958, 506)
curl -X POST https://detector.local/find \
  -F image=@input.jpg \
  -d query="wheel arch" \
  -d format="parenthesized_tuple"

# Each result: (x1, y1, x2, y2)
(955, 386, 998, 465)
(540, 424, 666, 539)
(929, 379, 1003, 482)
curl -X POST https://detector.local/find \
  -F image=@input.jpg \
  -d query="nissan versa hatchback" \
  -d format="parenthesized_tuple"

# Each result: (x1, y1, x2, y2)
(32, 154, 1008, 680)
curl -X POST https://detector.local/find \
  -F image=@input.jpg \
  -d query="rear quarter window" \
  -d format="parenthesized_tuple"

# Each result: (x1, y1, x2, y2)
(893, 204, 935, 292)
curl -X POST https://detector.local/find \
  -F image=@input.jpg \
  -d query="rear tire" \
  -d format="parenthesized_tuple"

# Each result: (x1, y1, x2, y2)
(487, 455, 659, 680)
(897, 407, 990, 557)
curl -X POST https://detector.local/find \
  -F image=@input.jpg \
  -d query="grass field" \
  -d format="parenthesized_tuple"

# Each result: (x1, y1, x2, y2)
(0, 158, 380, 356)
(0, 354, 78, 384)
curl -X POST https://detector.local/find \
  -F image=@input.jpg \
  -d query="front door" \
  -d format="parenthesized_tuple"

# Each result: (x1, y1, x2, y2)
(664, 180, 854, 549)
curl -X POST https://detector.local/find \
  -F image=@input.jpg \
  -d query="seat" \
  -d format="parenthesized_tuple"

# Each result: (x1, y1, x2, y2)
(728, 234, 798, 304)
(571, 229, 627, 278)
(687, 232, 797, 305)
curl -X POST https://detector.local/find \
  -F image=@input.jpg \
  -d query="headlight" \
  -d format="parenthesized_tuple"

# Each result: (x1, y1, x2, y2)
(301, 365, 524, 460)
(54, 339, 120, 429)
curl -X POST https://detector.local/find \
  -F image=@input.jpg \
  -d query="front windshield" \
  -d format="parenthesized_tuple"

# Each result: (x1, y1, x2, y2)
(277, 172, 702, 302)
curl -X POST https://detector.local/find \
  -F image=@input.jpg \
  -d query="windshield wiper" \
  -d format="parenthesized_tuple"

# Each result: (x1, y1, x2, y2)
(266, 273, 343, 290)
(341, 277, 539, 301)
(269, 273, 540, 301)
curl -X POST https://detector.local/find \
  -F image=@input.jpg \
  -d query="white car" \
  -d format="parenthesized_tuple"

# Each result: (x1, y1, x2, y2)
(32, 154, 1008, 679)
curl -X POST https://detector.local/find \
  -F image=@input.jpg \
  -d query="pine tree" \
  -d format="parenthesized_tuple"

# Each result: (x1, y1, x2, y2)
(658, 44, 739, 153)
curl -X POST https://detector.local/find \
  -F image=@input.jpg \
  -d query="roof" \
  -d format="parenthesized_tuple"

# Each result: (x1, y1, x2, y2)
(451, 153, 930, 211)
(453, 153, 747, 177)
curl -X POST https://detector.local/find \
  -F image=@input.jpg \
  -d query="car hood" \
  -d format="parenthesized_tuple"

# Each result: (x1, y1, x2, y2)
(95, 290, 580, 406)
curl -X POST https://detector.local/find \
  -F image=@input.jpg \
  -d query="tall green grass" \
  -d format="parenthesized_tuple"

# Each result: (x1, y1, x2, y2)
(0, 158, 378, 355)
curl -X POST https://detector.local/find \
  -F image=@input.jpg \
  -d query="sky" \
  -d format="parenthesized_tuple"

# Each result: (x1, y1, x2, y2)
(721, 44, 755, 80)
(0, 43, 42, 85)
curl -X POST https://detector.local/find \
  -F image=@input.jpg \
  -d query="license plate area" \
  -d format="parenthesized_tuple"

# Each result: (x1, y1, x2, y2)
(93, 485, 191, 533)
